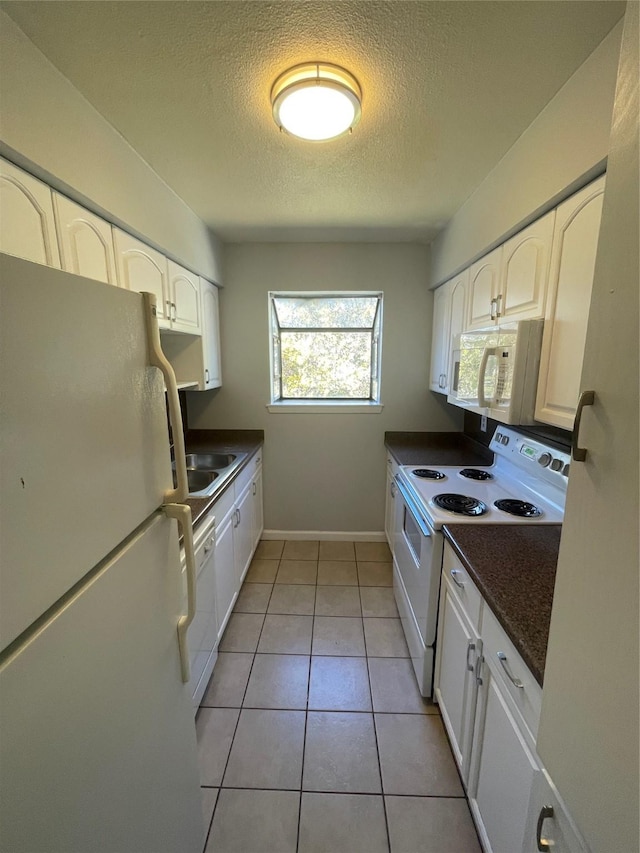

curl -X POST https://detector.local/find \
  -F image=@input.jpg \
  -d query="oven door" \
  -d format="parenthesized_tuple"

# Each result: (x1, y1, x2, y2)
(393, 476, 442, 649)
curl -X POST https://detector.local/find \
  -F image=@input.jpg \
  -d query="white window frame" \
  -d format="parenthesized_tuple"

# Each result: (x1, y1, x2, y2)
(267, 291, 384, 413)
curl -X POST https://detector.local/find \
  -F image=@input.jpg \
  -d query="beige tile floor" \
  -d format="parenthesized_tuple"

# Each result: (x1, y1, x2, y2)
(197, 540, 481, 853)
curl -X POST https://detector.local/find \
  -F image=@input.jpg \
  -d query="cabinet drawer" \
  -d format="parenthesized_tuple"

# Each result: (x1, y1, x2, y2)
(482, 605, 542, 738)
(234, 450, 261, 496)
(442, 545, 482, 630)
(213, 486, 236, 526)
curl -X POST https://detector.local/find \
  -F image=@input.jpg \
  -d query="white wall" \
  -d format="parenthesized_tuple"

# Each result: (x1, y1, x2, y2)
(187, 243, 461, 533)
(431, 21, 623, 285)
(0, 11, 223, 283)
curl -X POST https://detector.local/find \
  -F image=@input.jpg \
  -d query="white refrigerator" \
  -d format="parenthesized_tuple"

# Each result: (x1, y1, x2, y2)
(0, 254, 204, 852)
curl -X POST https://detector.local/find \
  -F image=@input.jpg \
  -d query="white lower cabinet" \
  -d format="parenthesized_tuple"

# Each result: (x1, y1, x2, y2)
(523, 769, 590, 853)
(434, 573, 481, 784)
(233, 481, 253, 587)
(251, 458, 264, 551)
(469, 664, 541, 853)
(384, 454, 399, 551)
(435, 543, 586, 853)
(213, 495, 238, 641)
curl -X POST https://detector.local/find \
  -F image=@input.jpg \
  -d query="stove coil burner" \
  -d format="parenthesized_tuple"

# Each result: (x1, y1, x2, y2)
(433, 493, 488, 516)
(459, 468, 494, 481)
(412, 469, 445, 480)
(494, 499, 542, 518)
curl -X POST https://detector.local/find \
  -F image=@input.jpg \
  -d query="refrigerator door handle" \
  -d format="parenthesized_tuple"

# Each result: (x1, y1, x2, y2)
(143, 292, 188, 503)
(163, 502, 196, 683)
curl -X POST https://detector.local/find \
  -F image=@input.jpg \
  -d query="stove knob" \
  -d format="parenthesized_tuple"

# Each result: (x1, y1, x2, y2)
(501, 435, 509, 445)
(538, 452, 552, 467)
(550, 458, 564, 472)
(563, 463, 570, 477)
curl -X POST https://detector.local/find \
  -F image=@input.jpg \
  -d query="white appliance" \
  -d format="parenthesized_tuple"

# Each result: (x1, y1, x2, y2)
(393, 425, 570, 697)
(0, 255, 204, 853)
(448, 319, 544, 424)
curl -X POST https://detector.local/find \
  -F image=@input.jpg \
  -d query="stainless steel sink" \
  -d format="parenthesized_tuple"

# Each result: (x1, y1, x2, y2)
(185, 452, 237, 471)
(173, 449, 248, 497)
(185, 469, 219, 492)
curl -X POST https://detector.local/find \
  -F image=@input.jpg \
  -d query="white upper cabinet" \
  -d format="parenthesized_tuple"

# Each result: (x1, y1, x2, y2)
(0, 158, 60, 268)
(429, 281, 452, 392)
(167, 260, 201, 334)
(53, 194, 117, 285)
(201, 279, 222, 389)
(429, 270, 469, 395)
(113, 228, 170, 328)
(499, 211, 555, 321)
(535, 175, 605, 430)
(468, 246, 502, 329)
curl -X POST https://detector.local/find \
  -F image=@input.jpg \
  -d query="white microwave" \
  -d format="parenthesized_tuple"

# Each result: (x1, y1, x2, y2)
(448, 319, 544, 425)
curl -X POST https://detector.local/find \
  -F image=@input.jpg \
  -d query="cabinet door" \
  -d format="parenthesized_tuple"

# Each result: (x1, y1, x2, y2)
(468, 247, 502, 329)
(251, 464, 264, 551)
(234, 483, 254, 587)
(187, 535, 219, 708)
(53, 194, 117, 285)
(113, 228, 170, 327)
(468, 663, 540, 853)
(447, 270, 469, 378)
(499, 211, 554, 322)
(384, 461, 397, 549)
(214, 509, 236, 640)
(523, 770, 589, 853)
(535, 176, 605, 430)
(201, 280, 222, 388)
(429, 282, 452, 393)
(168, 260, 201, 334)
(434, 578, 480, 784)
(0, 158, 60, 268)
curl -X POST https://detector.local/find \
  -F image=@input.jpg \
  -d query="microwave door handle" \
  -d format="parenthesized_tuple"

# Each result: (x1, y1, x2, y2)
(477, 346, 497, 408)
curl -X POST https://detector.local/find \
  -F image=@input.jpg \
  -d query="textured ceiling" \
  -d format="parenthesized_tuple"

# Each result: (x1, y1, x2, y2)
(2, 1, 625, 243)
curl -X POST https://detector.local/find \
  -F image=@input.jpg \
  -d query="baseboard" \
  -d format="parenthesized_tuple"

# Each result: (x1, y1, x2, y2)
(262, 529, 387, 542)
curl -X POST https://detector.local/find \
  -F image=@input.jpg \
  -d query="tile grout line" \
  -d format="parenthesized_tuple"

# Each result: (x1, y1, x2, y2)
(365, 616, 392, 853)
(295, 559, 317, 853)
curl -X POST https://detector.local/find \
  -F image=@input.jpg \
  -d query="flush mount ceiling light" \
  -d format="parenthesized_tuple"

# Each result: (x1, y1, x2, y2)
(271, 62, 362, 141)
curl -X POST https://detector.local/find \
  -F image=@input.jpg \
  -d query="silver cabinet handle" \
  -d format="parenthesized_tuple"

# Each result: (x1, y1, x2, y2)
(497, 652, 524, 688)
(536, 805, 554, 851)
(572, 390, 595, 462)
(390, 481, 397, 498)
(252, 482, 257, 496)
(205, 368, 210, 383)
(496, 293, 503, 317)
(237, 507, 241, 525)
(475, 654, 483, 686)
(450, 569, 465, 590)
(466, 640, 476, 672)
(171, 301, 177, 321)
(490, 297, 497, 320)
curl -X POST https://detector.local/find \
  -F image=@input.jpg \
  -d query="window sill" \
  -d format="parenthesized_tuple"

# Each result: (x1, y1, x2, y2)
(266, 401, 384, 414)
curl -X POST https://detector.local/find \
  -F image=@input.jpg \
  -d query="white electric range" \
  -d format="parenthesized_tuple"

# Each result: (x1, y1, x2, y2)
(392, 426, 570, 696)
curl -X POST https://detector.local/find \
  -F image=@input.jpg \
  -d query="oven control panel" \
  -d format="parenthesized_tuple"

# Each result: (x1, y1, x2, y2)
(491, 428, 571, 480)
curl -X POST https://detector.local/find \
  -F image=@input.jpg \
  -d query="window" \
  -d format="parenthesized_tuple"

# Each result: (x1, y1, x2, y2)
(268, 292, 383, 409)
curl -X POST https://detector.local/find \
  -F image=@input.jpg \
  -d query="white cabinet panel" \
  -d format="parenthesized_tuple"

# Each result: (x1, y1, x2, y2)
(499, 211, 554, 321)
(168, 259, 201, 334)
(214, 506, 236, 639)
(468, 247, 502, 329)
(523, 770, 590, 853)
(251, 462, 264, 551)
(384, 455, 399, 549)
(469, 666, 540, 853)
(535, 176, 605, 430)
(113, 228, 170, 327)
(434, 577, 481, 784)
(201, 279, 222, 388)
(0, 158, 60, 268)
(53, 194, 117, 285)
(234, 482, 254, 586)
(429, 282, 452, 392)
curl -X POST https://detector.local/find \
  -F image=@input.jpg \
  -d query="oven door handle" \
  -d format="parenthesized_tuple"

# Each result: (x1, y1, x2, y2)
(395, 476, 432, 538)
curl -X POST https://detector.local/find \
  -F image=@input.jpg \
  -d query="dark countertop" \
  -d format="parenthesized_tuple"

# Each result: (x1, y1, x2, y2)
(385, 431, 494, 466)
(182, 429, 264, 529)
(442, 524, 562, 686)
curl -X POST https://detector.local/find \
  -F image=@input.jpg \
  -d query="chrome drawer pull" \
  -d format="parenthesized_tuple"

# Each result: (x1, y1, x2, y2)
(497, 651, 524, 688)
(466, 641, 476, 672)
(572, 389, 595, 462)
(450, 569, 465, 589)
(536, 805, 554, 851)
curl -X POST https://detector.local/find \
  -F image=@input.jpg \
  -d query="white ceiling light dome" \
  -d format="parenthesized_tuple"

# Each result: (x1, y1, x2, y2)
(271, 62, 362, 142)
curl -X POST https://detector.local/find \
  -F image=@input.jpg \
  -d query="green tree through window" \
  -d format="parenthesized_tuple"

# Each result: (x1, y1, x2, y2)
(269, 293, 383, 402)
